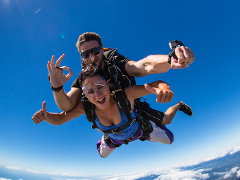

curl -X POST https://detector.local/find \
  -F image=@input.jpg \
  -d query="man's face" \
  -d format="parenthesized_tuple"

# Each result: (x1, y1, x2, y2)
(80, 40, 104, 68)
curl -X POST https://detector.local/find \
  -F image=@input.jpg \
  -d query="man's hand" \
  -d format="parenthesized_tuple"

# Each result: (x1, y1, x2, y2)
(144, 83, 173, 103)
(171, 46, 195, 69)
(32, 101, 47, 124)
(47, 54, 73, 88)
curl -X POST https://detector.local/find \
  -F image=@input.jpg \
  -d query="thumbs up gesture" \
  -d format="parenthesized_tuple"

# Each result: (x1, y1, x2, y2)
(32, 101, 48, 124)
(144, 82, 173, 103)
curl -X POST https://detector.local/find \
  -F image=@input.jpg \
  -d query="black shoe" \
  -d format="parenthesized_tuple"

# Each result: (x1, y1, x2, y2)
(179, 101, 193, 116)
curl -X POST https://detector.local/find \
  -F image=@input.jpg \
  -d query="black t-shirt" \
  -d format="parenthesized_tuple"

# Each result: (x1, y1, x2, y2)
(71, 49, 136, 89)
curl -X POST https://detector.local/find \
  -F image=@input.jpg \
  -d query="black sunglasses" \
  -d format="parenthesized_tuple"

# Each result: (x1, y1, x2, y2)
(80, 46, 102, 59)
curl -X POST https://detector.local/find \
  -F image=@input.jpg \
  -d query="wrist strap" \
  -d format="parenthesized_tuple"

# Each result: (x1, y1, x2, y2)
(51, 85, 63, 92)
(168, 40, 185, 64)
(167, 56, 171, 64)
(48, 67, 63, 92)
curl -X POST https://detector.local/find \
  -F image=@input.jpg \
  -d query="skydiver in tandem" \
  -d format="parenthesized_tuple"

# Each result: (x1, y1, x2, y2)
(32, 65, 193, 158)
(48, 32, 194, 113)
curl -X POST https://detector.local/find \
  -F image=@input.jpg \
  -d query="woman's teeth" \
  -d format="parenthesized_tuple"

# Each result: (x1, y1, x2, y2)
(97, 97, 105, 104)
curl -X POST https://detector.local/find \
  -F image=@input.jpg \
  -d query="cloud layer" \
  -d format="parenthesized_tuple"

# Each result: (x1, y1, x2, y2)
(1, 142, 240, 180)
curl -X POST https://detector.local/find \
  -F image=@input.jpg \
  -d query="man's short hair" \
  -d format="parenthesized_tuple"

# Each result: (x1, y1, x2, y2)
(76, 32, 103, 53)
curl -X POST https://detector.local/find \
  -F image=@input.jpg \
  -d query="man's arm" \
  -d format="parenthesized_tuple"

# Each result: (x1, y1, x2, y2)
(48, 54, 82, 112)
(125, 55, 170, 77)
(53, 87, 82, 112)
(125, 46, 195, 77)
(125, 80, 173, 103)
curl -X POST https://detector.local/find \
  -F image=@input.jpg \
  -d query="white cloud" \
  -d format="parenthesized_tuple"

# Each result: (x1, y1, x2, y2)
(4, 165, 85, 177)
(102, 172, 153, 180)
(99, 141, 240, 180)
(35, 7, 41, 14)
(0, 177, 12, 180)
(223, 167, 239, 179)
(212, 166, 240, 179)
(166, 141, 240, 170)
(6, 166, 22, 170)
(2, 141, 240, 180)
(155, 169, 210, 180)
(229, 144, 240, 155)
(100, 168, 211, 180)
(25, 169, 42, 174)
(213, 172, 225, 176)
(237, 169, 240, 177)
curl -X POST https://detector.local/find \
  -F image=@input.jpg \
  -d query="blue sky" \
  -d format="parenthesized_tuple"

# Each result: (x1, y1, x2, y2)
(0, 0, 240, 177)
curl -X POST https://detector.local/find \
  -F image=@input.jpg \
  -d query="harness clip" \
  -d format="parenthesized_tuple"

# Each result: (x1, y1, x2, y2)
(111, 129, 122, 135)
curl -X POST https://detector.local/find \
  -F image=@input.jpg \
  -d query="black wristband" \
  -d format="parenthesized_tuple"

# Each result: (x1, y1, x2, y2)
(51, 85, 63, 92)
(168, 56, 171, 64)
(168, 48, 178, 60)
(168, 40, 185, 61)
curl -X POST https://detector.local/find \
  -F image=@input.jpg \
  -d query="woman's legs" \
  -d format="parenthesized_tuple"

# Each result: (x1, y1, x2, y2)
(97, 135, 117, 158)
(148, 121, 174, 144)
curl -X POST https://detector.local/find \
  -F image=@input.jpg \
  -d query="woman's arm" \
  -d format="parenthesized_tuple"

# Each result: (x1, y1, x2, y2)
(32, 101, 85, 125)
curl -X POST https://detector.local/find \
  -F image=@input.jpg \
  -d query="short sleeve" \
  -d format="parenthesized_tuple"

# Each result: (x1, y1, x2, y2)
(71, 77, 81, 89)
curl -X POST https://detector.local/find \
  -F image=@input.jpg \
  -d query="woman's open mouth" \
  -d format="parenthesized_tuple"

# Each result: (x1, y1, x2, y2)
(97, 97, 105, 105)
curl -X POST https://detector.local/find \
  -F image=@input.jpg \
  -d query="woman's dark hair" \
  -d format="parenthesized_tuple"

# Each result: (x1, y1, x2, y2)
(78, 65, 107, 87)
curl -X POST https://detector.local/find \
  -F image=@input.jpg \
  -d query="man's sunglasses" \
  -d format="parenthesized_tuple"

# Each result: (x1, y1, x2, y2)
(80, 46, 102, 59)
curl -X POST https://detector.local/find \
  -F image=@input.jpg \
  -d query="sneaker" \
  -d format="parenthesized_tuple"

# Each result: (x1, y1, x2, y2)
(179, 101, 193, 116)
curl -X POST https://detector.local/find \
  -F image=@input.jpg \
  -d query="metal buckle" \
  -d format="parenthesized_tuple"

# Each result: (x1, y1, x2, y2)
(111, 129, 122, 135)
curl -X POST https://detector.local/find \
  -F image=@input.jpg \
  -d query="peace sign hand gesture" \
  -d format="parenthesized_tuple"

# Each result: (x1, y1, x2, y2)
(47, 54, 73, 88)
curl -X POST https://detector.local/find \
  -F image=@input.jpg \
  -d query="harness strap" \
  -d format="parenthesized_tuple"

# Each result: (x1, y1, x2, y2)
(139, 119, 153, 141)
(135, 99, 153, 141)
(104, 115, 152, 147)
(105, 49, 132, 88)
(104, 118, 142, 147)
(110, 81, 132, 119)
(102, 118, 136, 135)
(123, 120, 142, 144)
(82, 95, 98, 129)
(103, 134, 122, 148)
(101, 81, 134, 135)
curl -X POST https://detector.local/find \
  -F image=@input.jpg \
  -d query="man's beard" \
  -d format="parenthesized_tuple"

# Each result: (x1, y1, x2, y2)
(81, 57, 104, 70)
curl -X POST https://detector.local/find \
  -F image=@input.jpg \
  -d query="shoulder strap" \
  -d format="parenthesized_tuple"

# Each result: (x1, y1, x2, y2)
(82, 95, 98, 129)
(104, 50, 135, 125)
(110, 81, 132, 121)
(103, 48, 125, 60)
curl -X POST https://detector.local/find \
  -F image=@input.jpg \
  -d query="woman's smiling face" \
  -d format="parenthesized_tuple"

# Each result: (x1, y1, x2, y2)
(82, 75, 111, 109)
